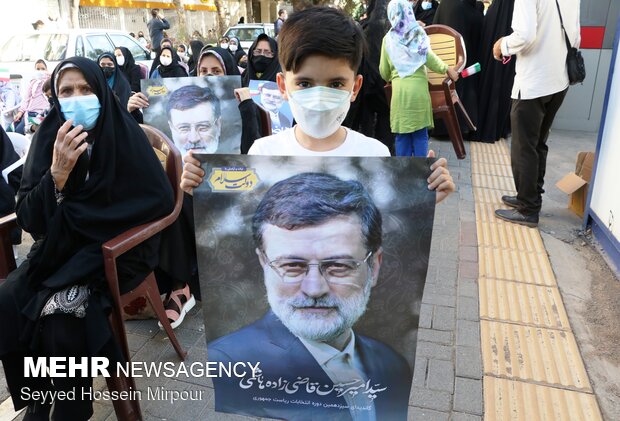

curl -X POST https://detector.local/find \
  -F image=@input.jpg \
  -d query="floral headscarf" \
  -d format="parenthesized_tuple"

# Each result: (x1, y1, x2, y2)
(385, 0, 430, 77)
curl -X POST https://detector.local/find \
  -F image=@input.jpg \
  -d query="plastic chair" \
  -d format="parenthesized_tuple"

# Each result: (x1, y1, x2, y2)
(102, 124, 186, 421)
(425, 24, 475, 159)
(6, 132, 30, 157)
(0, 213, 17, 283)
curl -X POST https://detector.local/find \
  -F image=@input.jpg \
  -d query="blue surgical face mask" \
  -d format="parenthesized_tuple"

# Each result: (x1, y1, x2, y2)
(421, 1, 432, 10)
(58, 94, 101, 130)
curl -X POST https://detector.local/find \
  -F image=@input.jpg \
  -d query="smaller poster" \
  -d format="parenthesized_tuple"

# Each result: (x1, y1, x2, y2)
(141, 76, 242, 155)
(249, 80, 293, 134)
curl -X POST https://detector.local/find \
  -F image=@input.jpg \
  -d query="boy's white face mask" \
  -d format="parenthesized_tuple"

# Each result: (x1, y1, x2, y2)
(287, 86, 352, 139)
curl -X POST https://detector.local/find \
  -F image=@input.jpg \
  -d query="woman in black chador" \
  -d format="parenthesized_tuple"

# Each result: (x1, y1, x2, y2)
(0, 57, 174, 420)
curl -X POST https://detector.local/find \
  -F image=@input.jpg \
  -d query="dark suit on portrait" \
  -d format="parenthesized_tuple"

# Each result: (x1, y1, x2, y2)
(208, 311, 412, 420)
(270, 111, 292, 133)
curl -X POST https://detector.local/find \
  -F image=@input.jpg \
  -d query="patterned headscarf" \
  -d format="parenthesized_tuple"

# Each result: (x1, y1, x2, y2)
(385, 0, 430, 77)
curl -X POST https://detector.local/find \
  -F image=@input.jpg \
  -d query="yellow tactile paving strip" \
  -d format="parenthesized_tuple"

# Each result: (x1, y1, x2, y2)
(471, 141, 603, 420)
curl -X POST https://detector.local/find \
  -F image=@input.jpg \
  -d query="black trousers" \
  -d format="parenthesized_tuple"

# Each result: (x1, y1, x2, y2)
(510, 88, 568, 215)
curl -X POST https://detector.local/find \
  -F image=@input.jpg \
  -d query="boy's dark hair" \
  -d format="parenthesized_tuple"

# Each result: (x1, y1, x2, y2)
(252, 172, 383, 254)
(278, 9, 286, 17)
(166, 85, 221, 120)
(278, 7, 366, 73)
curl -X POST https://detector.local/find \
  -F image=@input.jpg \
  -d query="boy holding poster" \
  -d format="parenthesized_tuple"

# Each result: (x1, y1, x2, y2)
(181, 7, 454, 202)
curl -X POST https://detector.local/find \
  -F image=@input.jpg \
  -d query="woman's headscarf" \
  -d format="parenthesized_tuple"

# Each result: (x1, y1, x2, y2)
(18, 56, 174, 294)
(242, 34, 281, 87)
(198, 46, 241, 76)
(228, 36, 247, 65)
(188, 40, 205, 76)
(155, 46, 189, 78)
(97, 52, 132, 107)
(115, 46, 142, 92)
(385, 0, 430, 78)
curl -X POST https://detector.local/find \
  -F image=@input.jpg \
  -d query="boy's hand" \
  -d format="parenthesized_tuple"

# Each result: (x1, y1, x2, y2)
(493, 37, 504, 61)
(180, 150, 205, 196)
(128, 92, 149, 113)
(447, 67, 459, 82)
(427, 150, 455, 204)
(234, 88, 251, 103)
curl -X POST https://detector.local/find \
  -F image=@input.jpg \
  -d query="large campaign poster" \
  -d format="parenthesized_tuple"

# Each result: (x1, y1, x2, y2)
(141, 76, 242, 154)
(194, 155, 435, 420)
(248, 80, 293, 134)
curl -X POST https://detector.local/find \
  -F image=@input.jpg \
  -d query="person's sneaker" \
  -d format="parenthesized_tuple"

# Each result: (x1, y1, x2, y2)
(501, 195, 520, 209)
(494, 209, 539, 227)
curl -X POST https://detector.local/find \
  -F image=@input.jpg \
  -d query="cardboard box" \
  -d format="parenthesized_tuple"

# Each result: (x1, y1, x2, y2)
(556, 152, 595, 217)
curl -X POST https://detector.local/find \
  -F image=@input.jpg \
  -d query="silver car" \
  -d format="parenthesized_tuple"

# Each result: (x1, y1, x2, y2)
(223, 23, 276, 52)
(0, 29, 152, 82)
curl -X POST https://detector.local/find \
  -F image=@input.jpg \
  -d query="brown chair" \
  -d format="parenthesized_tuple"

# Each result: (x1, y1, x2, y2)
(425, 24, 475, 159)
(102, 124, 187, 421)
(0, 213, 17, 283)
(256, 103, 273, 137)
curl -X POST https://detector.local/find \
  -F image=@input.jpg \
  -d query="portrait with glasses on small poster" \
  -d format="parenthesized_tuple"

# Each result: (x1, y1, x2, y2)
(249, 80, 293, 134)
(193, 154, 436, 420)
(141, 76, 242, 155)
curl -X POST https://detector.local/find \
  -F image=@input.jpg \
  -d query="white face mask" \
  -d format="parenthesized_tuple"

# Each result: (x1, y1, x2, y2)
(421, 1, 432, 10)
(287, 86, 352, 139)
(160, 56, 172, 66)
(229, 44, 238, 52)
(220, 42, 229, 49)
(115, 55, 125, 66)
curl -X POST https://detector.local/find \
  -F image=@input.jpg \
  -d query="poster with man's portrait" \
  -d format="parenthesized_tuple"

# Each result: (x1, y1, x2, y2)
(141, 76, 242, 155)
(193, 155, 436, 420)
(249, 80, 293, 134)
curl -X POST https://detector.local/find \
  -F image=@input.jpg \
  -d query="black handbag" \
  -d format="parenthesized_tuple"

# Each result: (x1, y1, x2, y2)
(555, 0, 586, 85)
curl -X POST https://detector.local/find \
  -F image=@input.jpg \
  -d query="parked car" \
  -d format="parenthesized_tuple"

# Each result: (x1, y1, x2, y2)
(0, 29, 152, 83)
(223, 23, 275, 51)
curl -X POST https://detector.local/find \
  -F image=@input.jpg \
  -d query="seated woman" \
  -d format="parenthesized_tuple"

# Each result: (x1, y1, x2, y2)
(241, 33, 280, 87)
(150, 46, 189, 79)
(0, 57, 174, 420)
(98, 52, 132, 107)
(114, 47, 142, 93)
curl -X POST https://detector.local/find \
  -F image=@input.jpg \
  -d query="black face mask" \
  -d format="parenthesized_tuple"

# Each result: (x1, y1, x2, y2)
(252, 56, 272, 73)
(101, 67, 114, 79)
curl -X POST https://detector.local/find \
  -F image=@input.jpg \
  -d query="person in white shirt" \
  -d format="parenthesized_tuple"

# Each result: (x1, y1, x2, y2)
(181, 7, 455, 203)
(492, 0, 580, 227)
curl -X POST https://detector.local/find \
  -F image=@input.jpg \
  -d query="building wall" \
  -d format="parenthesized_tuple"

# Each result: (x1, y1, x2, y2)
(553, 0, 618, 132)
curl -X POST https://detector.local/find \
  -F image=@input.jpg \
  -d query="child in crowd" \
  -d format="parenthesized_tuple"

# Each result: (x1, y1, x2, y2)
(181, 6, 454, 202)
(380, 0, 459, 157)
(13, 59, 50, 135)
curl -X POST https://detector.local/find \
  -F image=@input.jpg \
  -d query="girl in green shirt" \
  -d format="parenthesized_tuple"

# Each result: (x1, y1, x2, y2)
(380, 0, 458, 156)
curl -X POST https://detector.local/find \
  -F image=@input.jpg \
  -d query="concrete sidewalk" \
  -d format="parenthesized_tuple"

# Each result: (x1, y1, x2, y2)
(4, 129, 619, 421)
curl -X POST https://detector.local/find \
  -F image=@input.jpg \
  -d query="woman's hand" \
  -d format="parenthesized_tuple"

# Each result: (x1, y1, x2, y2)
(447, 67, 459, 82)
(427, 150, 455, 204)
(50, 119, 89, 191)
(234, 88, 251, 103)
(127, 92, 149, 113)
(14, 111, 24, 122)
(180, 150, 205, 196)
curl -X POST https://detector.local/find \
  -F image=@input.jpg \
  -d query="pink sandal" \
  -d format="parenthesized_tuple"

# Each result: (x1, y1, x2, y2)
(158, 284, 196, 330)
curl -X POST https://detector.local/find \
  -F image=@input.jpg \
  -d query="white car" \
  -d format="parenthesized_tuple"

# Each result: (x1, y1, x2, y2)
(223, 23, 276, 52)
(0, 29, 153, 83)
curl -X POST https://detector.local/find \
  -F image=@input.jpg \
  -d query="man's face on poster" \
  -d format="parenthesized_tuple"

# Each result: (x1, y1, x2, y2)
(260, 86, 284, 113)
(168, 102, 221, 153)
(257, 214, 382, 343)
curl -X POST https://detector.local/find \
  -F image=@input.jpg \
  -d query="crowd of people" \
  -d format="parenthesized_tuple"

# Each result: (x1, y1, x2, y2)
(0, 0, 581, 419)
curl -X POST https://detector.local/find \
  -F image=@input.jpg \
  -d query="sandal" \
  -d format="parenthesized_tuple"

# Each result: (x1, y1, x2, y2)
(158, 284, 196, 330)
